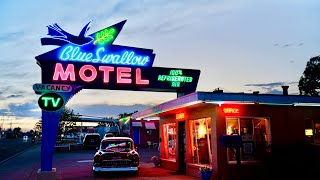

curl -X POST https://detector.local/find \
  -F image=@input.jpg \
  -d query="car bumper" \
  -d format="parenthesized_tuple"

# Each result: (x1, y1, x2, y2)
(93, 166, 138, 172)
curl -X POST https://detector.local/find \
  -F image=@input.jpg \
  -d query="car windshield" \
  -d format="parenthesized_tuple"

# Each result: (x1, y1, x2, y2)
(101, 140, 132, 152)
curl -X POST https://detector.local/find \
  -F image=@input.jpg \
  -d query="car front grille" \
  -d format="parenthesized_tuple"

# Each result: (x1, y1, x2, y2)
(102, 160, 133, 167)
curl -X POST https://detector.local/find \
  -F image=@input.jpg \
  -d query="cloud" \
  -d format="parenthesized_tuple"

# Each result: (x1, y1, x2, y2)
(7, 94, 23, 98)
(7, 101, 40, 118)
(264, 89, 283, 94)
(244, 81, 298, 94)
(245, 82, 288, 87)
(0, 31, 24, 42)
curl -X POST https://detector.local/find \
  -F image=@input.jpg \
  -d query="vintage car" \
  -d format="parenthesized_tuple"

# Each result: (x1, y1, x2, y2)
(93, 137, 139, 176)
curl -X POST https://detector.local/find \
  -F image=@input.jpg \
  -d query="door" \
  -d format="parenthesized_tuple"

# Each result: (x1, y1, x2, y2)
(133, 127, 140, 145)
(178, 121, 186, 173)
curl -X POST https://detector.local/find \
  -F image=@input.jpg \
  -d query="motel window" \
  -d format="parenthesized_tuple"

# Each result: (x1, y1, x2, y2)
(162, 123, 176, 160)
(315, 123, 320, 143)
(226, 117, 271, 162)
(304, 119, 320, 144)
(189, 117, 212, 165)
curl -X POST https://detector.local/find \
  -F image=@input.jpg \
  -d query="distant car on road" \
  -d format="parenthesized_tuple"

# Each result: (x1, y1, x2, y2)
(82, 133, 101, 150)
(93, 137, 139, 176)
(104, 133, 115, 138)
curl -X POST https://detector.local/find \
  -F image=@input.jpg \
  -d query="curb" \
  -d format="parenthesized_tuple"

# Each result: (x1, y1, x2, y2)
(0, 143, 40, 164)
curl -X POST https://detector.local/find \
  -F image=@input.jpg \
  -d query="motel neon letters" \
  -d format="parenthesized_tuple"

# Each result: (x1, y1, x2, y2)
(53, 63, 149, 85)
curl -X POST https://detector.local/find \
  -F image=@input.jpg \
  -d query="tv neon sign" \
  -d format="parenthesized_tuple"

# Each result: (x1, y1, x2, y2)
(158, 69, 193, 87)
(38, 93, 64, 111)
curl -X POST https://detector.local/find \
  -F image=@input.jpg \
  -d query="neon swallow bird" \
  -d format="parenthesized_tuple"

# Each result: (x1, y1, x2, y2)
(41, 21, 94, 46)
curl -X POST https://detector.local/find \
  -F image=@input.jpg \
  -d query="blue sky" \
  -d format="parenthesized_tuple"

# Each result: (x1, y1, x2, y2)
(0, 0, 319, 131)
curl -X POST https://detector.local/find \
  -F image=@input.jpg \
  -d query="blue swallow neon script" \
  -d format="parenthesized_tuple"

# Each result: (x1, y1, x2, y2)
(59, 45, 151, 66)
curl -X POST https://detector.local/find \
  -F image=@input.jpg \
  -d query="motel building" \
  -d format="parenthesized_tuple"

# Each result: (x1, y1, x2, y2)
(131, 87, 320, 180)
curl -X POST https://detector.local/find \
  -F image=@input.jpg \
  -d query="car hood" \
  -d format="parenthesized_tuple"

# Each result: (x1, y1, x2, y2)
(95, 150, 139, 160)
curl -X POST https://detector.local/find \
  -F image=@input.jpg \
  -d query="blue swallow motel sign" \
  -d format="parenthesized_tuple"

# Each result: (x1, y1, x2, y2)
(34, 19, 200, 175)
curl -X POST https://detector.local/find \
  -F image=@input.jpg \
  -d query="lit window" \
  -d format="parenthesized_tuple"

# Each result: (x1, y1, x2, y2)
(226, 117, 271, 162)
(189, 117, 212, 165)
(162, 123, 176, 160)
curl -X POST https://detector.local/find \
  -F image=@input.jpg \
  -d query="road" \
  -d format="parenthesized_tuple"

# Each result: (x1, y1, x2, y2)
(0, 143, 198, 180)
(0, 137, 38, 163)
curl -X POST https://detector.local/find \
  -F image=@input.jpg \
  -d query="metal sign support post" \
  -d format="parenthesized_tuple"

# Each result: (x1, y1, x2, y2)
(34, 85, 82, 179)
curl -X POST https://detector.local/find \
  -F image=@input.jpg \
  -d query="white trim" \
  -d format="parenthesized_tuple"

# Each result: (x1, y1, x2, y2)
(93, 166, 138, 172)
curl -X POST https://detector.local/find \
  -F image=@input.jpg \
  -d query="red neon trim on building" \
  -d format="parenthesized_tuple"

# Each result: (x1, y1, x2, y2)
(99, 66, 114, 83)
(117, 67, 132, 84)
(135, 68, 149, 85)
(79, 65, 97, 82)
(53, 63, 76, 81)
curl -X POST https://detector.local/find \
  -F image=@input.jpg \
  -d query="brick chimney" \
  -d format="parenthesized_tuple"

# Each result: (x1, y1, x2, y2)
(281, 86, 289, 95)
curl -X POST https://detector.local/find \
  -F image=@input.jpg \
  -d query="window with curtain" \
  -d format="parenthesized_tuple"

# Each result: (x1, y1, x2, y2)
(189, 117, 212, 165)
(162, 123, 176, 160)
(226, 117, 271, 162)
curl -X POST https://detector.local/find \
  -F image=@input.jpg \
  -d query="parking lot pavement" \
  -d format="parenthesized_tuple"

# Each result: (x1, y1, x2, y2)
(53, 147, 199, 180)
(56, 162, 199, 180)
(0, 144, 198, 180)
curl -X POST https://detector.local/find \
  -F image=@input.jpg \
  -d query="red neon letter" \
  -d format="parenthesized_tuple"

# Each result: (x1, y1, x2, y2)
(136, 68, 149, 85)
(79, 65, 97, 82)
(99, 66, 114, 83)
(53, 63, 75, 81)
(117, 67, 132, 84)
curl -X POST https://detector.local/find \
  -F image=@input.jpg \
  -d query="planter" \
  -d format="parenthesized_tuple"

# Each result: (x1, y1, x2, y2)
(200, 171, 212, 180)
(152, 159, 161, 167)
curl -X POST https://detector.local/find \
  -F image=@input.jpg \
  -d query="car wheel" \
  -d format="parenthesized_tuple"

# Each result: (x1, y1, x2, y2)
(93, 171, 100, 177)
(132, 170, 139, 176)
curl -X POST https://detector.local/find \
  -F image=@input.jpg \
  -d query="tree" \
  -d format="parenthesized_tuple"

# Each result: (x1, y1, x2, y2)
(117, 111, 137, 119)
(117, 111, 137, 137)
(13, 127, 21, 137)
(58, 107, 80, 138)
(298, 55, 320, 96)
(34, 119, 42, 132)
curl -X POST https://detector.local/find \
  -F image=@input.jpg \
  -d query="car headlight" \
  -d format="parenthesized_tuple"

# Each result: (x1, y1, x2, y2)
(132, 154, 139, 166)
(94, 155, 102, 164)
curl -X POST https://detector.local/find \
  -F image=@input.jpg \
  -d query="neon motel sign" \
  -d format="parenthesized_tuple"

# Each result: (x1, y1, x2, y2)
(53, 63, 149, 84)
(36, 20, 201, 93)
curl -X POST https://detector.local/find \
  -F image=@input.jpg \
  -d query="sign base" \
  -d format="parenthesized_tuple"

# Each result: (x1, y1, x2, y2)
(37, 168, 56, 180)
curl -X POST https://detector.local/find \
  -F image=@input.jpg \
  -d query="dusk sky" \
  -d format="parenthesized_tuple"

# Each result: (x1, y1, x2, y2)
(0, 0, 319, 131)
